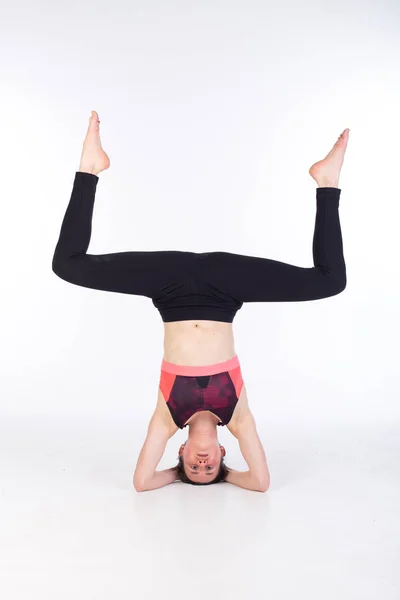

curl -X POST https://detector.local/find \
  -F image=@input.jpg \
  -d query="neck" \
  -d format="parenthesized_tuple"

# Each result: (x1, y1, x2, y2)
(188, 413, 219, 441)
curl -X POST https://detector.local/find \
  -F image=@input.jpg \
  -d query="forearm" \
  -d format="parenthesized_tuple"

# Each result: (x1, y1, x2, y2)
(225, 469, 264, 492)
(136, 468, 178, 492)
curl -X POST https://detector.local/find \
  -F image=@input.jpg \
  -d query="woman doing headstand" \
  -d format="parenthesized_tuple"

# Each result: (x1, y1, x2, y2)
(52, 111, 349, 492)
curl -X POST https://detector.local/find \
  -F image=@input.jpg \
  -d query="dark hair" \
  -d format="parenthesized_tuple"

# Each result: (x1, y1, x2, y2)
(174, 454, 229, 485)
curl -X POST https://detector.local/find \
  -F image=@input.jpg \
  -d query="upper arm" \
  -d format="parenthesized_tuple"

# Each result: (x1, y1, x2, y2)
(234, 410, 270, 490)
(133, 410, 174, 490)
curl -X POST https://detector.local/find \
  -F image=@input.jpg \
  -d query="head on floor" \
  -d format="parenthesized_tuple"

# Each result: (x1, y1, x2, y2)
(175, 439, 228, 485)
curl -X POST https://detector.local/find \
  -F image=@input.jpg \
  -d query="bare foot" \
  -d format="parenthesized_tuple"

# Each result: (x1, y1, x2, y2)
(78, 110, 110, 175)
(309, 129, 350, 187)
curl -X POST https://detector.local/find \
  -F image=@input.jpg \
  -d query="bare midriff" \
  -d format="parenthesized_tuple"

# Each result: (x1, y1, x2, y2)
(162, 320, 236, 366)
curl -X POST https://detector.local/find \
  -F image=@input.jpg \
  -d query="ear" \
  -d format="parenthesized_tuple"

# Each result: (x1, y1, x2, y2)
(178, 444, 185, 456)
(220, 445, 226, 457)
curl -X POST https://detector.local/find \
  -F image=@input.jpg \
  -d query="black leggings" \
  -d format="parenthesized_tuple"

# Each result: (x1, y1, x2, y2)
(52, 172, 346, 304)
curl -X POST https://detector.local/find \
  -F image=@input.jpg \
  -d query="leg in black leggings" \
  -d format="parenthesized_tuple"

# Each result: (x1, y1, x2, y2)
(197, 187, 346, 303)
(52, 172, 346, 303)
(52, 172, 198, 297)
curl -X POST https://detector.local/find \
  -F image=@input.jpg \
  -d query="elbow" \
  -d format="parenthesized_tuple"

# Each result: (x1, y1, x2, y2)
(258, 472, 271, 493)
(133, 479, 143, 493)
(133, 479, 143, 492)
(133, 473, 146, 492)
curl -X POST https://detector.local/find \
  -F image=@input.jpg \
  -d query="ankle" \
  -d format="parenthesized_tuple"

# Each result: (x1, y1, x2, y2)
(78, 165, 100, 176)
(317, 179, 339, 188)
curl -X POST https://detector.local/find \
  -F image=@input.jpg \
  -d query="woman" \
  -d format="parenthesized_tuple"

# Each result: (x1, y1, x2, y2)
(52, 111, 349, 492)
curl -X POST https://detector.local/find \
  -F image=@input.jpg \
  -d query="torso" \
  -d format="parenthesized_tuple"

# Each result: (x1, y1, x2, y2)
(155, 319, 250, 435)
(163, 319, 236, 366)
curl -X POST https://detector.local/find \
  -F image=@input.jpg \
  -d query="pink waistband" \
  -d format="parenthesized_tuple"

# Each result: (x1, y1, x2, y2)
(161, 355, 240, 376)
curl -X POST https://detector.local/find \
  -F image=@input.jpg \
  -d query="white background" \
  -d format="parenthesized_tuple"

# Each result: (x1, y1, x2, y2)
(1, 1, 399, 599)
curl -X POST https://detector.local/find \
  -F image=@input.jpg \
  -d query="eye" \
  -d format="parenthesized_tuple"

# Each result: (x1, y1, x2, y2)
(191, 465, 214, 470)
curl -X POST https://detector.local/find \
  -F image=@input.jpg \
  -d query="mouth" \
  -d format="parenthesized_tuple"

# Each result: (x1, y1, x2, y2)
(196, 453, 209, 457)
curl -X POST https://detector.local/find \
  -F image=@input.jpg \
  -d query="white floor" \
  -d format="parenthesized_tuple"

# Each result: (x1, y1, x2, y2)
(1, 416, 399, 600)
